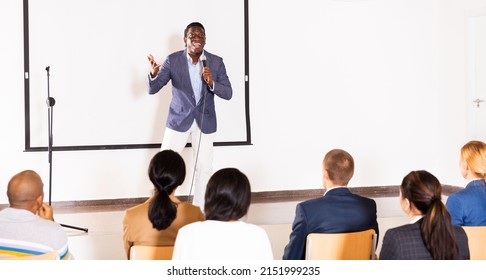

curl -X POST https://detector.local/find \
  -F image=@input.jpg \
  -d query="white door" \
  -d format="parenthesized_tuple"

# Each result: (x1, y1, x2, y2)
(467, 15, 486, 141)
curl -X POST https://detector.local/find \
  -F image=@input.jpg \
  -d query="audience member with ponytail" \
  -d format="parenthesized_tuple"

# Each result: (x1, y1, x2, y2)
(122, 150, 204, 259)
(379, 170, 469, 260)
(446, 140, 486, 226)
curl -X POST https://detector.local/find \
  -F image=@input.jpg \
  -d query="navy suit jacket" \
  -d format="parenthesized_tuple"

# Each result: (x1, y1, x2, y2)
(148, 50, 232, 134)
(379, 219, 470, 260)
(282, 187, 379, 260)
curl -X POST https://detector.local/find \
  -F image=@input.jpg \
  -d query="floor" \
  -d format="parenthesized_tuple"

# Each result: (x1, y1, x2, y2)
(55, 198, 409, 260)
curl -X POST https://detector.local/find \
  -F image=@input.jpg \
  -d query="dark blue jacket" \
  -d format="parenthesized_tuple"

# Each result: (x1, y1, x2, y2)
(282, 187, 379, 260)
(148, 50, 232, 134)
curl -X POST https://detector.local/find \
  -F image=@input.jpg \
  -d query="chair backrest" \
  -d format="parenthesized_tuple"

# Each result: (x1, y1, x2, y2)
(129, 245, 174, 260)
(0, 251, 59, 260)
(305, 229, 377, 260)
(462, 226, 486, 260)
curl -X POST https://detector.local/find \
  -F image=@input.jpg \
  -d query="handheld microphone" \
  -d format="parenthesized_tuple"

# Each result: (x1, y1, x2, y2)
(46, 66, 50, 71)
(201, 54, 209, 84)
(201, 54, 207, 67)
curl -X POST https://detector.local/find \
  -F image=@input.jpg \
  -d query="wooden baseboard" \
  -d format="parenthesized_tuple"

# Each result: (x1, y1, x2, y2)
(0, 185, 461, 213)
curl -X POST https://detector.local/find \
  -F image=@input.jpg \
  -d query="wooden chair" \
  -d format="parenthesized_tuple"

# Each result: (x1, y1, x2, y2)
(462, 226, 486, 260)
(129, 245, 174, 260)
(0, 251, 59, 260)
(305, 229, 377, 260)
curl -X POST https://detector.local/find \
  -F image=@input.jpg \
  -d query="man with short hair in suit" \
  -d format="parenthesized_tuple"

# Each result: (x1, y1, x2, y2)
(147, 22, 232, 210)
(282, 149, 379, 260)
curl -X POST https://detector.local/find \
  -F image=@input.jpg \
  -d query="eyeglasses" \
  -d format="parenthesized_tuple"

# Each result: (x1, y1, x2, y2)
(187, 33, 206, 40)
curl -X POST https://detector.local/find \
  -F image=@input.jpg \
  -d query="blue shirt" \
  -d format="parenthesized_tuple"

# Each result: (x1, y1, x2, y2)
(186, 52, 204, 104)
(446, 179, 486, 226)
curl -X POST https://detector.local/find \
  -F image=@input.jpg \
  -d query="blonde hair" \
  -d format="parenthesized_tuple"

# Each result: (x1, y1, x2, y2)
(461, 140, 486, 179)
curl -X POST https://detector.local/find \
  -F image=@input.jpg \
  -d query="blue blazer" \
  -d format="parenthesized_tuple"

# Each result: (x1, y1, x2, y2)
(282, 188, 379, 260)
(148, 50, 232, 134)
(446, 179, 486, 226)
(379, 220, 470, 260)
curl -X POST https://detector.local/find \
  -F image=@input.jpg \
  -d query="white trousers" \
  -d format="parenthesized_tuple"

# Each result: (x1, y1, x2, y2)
(161, 121, 214, 211)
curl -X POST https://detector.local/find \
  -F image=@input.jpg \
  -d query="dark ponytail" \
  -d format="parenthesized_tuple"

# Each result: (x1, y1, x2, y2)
(147, 150, 185, 230)
(401, 170, 458, 259)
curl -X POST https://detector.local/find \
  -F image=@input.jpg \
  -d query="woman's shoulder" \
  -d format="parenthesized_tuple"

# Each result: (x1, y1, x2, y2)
(385, 222, 420, 237)
(232, 221, 269, 236)
(453, 225, 468, 236)
(124, 199, 151, 216)
(182, 220, 263, 231)
(177, 202, 201, 210)
(447, 184, 477, 203)
(176, 203, 205, 220)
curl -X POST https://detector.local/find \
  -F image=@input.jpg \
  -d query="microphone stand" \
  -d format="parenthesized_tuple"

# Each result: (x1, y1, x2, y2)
(188, 57, 209, 204)
(45, 66, 88, 232)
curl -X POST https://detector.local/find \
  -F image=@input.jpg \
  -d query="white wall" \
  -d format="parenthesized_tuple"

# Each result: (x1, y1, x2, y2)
(1, 0, 486, 204)
(437, 0, 486, 182)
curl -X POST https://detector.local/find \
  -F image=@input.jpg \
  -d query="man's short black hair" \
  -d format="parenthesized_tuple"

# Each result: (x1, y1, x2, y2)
(184, 22, 205, 37)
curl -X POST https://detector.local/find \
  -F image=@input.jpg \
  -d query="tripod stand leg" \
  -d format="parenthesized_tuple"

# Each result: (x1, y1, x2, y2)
(45, 66, 88, 233)
(61, 223, 89, 233)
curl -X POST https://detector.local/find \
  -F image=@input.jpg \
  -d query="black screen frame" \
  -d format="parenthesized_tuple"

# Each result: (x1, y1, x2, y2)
(22, 0, 251, 152)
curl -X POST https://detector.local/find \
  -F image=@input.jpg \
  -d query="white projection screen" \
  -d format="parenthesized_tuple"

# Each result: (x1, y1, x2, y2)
(23, 0, 250, 151)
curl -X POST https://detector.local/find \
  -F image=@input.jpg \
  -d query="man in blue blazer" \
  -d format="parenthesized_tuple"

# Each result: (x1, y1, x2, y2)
(147, 22, 232, 209)
(283, 149, 379, 260)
